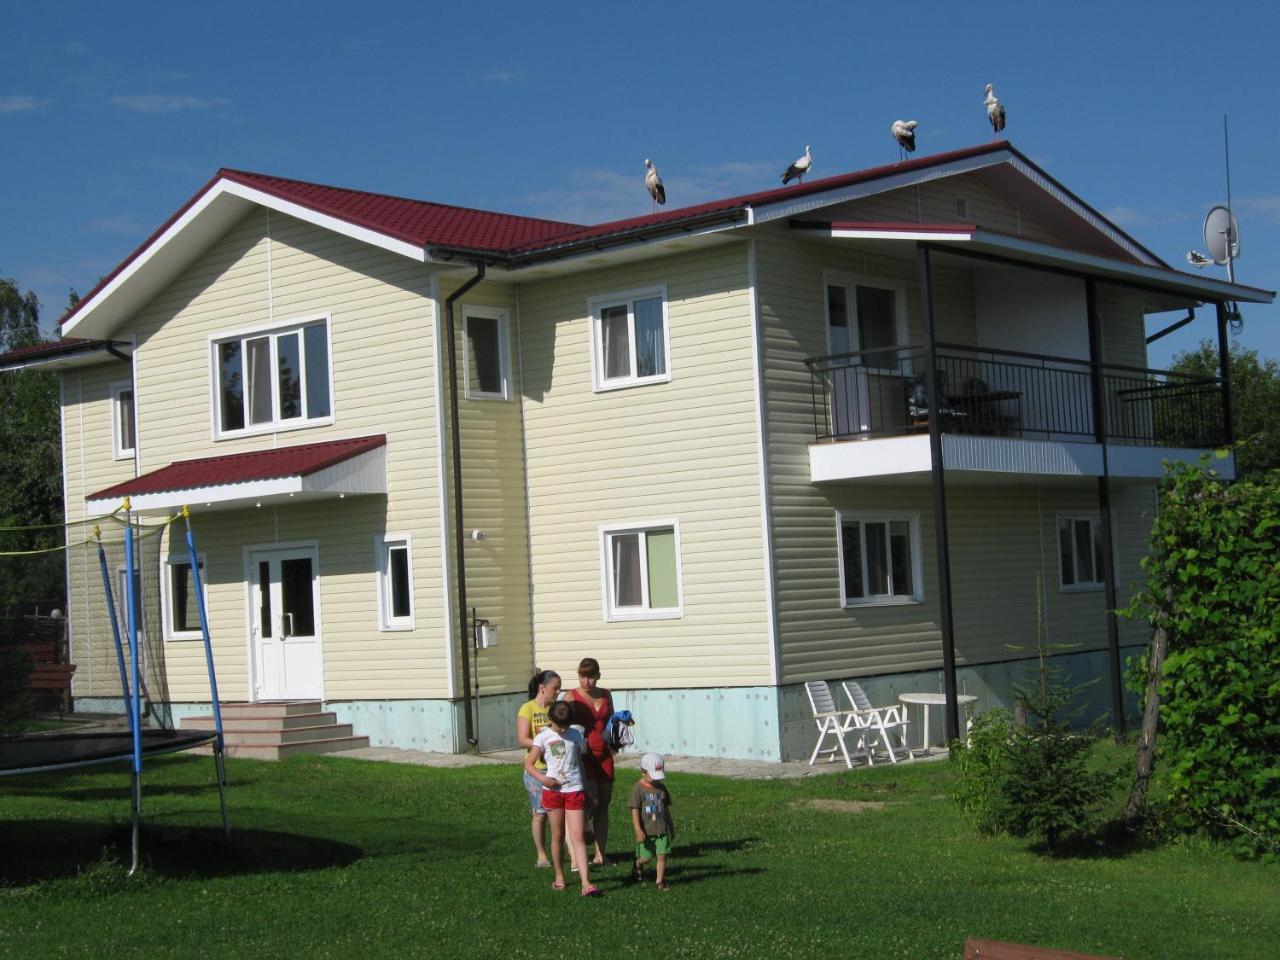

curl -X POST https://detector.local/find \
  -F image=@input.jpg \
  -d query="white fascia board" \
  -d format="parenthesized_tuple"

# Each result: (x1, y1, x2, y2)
(63, 179, 430, 340)
(794, 227, 976, 242)
(752, 150, 1011, 224)
(0, 346, 122, 373)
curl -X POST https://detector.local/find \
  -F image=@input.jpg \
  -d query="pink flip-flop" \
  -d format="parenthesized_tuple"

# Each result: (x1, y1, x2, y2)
(551, 880, 566, 891)
(580, 884, 602, 898)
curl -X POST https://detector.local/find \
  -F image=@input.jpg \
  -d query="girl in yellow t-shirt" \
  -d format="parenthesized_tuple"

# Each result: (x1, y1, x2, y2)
(516, 669, 561, 868)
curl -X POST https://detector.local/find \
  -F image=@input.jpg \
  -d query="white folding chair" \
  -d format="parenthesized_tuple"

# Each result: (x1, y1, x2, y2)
(805, 680, 871, 768)
(842, 680, 912, 764)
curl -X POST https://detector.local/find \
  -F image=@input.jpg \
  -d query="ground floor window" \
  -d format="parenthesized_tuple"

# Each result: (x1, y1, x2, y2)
(600, 521, 681, 620)
(838, 512, 921, 606)
(163, 558, 207, 640)
(376, 534, 415, 630)
(1057, 515, 1105, 590)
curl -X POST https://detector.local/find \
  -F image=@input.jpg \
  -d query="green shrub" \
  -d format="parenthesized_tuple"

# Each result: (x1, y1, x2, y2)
(0, 643, 35, 735)
(950, 708, 1014, 834)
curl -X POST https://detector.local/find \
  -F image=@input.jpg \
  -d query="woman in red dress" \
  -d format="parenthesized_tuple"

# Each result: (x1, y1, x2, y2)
(566, 657, 615, 866)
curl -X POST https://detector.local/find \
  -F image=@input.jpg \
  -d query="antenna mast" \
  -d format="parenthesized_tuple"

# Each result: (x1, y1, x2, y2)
(1223, 114, 1236, 284)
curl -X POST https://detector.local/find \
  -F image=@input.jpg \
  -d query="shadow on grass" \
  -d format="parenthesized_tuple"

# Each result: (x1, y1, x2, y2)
(669, 837, 760, 859)
(1, 781, 245, 802)
(1020, 818, 1164, 860)
(0, 819, 364, 885)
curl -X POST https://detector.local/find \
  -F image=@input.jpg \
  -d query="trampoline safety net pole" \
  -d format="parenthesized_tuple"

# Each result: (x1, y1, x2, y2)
(123, 499, 144, 877)
(95, 529, 133, 705)
(182, 506, 231, 838)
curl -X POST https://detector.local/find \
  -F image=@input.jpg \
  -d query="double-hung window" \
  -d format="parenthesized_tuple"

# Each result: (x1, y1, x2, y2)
(600, 521, 681, 620)
(110, 380, 136, 459)
(1058, 516, 1105, 591)
(838, 512, 921, 606)
(213, 316, 332, 436)
(163, 558, 207, 640)
(590, 287, 669, 390)
(376, 534, 415, 630)
(462, 307, 511, 400)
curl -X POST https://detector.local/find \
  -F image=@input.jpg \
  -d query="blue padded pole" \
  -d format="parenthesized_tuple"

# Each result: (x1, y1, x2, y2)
(123, 501, 144, 876)
(95, 533, 131, 702)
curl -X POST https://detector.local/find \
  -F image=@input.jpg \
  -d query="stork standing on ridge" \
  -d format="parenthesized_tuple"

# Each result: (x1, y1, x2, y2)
(985, 83, 1006, 137)
(781, 145, 812, 185)
(645, 158, 666, 212)
(891, 120, 918, 161)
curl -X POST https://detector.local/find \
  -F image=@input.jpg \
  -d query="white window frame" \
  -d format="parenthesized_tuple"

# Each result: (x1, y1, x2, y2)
(587, 285, 672, 392)
(822, 271, 910, 372)
(208, 313, 335, 440)
(1056, 514, 1109, 593)
(161, 555, 208, 641)
(110, 379, 136, 459)
(598, 519, 683, 622)
(375, 533, 416, 631)
(461, 305, 512, 401)
(836, 510, 924, 607)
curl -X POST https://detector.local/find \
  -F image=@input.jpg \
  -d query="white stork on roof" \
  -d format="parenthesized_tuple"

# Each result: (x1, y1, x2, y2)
(644, 159, 666, 210)
(891, 120, 918, 160)
(985, 83, 1007, 136)
(781, 145, 812, 185)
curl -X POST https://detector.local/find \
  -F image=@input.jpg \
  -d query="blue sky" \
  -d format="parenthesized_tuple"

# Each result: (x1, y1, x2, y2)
(3, 0, 1278, 366)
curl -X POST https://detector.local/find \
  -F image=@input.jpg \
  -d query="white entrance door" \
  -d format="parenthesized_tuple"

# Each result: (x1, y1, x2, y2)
(248, 546, 323, 700)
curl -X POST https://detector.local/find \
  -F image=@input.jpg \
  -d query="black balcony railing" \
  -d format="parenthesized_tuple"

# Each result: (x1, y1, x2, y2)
(805, 342, 1225, 448)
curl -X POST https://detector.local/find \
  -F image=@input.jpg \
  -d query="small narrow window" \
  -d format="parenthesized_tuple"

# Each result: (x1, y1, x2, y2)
(165, 559, 207, 640)
(376, 535, 415, 630)
(954, 196, 968, 219)
(110, 381, 136, 459)
(601, 522, 681, 620)
(1058, 516, 1106, 590)
(839, 513, 921, 606)
(463, 309, 510, 400)
(590, 288, 670, 390)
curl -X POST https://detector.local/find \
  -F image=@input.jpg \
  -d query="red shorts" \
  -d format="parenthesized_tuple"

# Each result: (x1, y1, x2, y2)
(542, 789, 587, 811)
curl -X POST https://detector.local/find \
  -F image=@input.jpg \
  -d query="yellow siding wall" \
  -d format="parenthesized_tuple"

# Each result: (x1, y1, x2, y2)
(66, 207, 450, 701)
(518, 243, 773, 689)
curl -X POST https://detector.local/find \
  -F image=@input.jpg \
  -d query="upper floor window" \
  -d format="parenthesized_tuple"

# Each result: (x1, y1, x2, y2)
(213, 316, 332, 437)
(463, 307, 511, 400)
(600, 520, 682, 620)
(1058, 515, 1105, 591)
(838, 511, 922, 606)
(110, 380, 135, 459)
(825, 274, 907, 371)
(589, 286, 670, 391)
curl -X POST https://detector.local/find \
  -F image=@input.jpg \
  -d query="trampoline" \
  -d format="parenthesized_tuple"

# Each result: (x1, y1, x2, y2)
(1, 502, 229, 876)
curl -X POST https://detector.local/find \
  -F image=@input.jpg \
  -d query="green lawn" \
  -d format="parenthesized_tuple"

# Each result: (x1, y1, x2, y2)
(0, 747, 1275, 960)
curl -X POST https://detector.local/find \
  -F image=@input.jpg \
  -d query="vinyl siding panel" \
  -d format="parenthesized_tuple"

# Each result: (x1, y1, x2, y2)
(519, 243, 772, 688)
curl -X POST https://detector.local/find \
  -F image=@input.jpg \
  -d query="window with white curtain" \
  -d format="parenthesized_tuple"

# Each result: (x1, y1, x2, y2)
(212, 315, 332, 437)
(589, 287, 670, 390)
(600, 521, 681, 620)
(1057, 516, 1105, 591)
(837, 512, 922, 606)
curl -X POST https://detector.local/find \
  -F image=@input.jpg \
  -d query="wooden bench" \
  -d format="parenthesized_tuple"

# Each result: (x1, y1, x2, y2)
(965, 938, 1122, 960)
(19, 640, 77, 712)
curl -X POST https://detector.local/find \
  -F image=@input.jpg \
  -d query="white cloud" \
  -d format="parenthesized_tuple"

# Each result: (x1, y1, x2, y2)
(1233, 196, 1280, 224)
(85, 214, 145, 236)
(524, 159, 779, 224)
(474, 69, 523, 84)
(1103, 205, 1188, 228)
(110, 94, 230, 114)
(0, 95, 50, 113)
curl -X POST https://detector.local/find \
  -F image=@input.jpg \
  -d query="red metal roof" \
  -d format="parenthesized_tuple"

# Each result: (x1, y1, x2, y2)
(88, 435, 387, 501)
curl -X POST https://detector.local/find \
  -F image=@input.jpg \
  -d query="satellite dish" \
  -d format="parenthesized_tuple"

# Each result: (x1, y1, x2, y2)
(1203, 205, 1240, 265)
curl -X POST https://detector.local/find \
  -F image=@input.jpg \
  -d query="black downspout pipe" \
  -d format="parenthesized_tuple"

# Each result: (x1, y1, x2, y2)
(917, 245, 961, 745)
(1086, 280, 1125, 736)
(106, 342, 132, 363)
(1215, 302, 1235, 446)
(445, 263, 487, 747)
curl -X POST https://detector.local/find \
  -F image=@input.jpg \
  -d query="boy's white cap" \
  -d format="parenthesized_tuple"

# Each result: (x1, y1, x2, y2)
(640, 753, 666, 780)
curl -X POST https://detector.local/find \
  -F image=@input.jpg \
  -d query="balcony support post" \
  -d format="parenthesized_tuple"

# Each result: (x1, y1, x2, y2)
(917, 244, 961, 745)
(1086, 279, 1126, 736)
(1215, 301, 1235, 445)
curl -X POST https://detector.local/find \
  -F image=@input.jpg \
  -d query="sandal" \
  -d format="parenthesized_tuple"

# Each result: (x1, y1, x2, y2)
(535, 860, 552, 869)
(550, 880, 566, 891)
(580, 884, 602, 898)
(655, 880, 671, 892)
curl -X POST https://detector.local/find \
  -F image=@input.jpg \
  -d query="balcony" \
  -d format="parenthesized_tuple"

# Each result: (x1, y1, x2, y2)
(805, 343, 1229, 483)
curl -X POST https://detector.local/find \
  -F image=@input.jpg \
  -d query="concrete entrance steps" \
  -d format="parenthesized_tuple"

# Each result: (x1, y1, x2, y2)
(179, 701, 369, 760)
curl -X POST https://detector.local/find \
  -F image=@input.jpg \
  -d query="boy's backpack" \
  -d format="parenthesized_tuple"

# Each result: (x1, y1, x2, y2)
(605, 710, 635, 752)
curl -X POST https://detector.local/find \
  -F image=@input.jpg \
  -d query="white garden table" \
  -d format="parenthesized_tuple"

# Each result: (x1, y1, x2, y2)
(897, 692, 979, 752)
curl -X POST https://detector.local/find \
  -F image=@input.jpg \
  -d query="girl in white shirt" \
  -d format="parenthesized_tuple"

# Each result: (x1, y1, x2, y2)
(524, 700, 599, 896)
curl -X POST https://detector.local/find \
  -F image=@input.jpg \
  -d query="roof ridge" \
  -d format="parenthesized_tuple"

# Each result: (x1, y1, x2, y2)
(218, 168, 585, 231)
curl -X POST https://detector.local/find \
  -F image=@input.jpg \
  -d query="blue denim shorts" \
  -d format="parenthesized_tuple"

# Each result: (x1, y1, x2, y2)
(523, 770, 547, 815)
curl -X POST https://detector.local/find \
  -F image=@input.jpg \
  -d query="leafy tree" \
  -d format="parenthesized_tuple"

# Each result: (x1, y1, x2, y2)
(1123, 454, 1280, 858)
(0, 279, 64, 612)
(1170, 340, 1280, 479)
